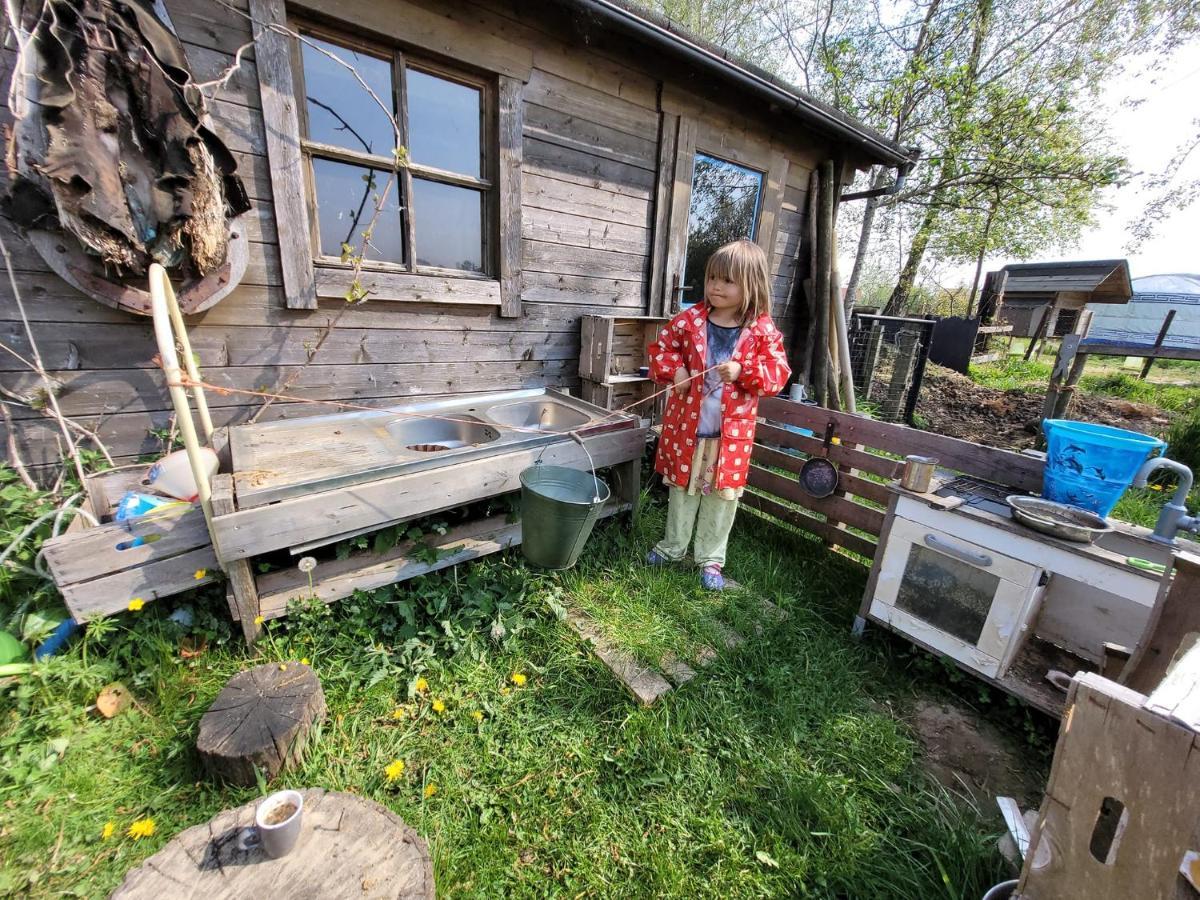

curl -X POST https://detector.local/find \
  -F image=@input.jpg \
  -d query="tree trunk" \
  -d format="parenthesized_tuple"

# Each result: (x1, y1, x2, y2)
(883, 199, 938, 316)
(843, 167, 888, 311)
(965, 195, 999, 317)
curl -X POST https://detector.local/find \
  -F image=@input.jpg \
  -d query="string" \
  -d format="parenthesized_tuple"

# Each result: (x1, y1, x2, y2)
(171, 363, 725, 438)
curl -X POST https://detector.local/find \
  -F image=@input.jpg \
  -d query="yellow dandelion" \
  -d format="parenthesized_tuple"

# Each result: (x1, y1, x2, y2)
(423, 782, 439, 799)
(391, 706, 408, 720)
(385, 759, 405, 782)
(510, 672, 527, 687)
(127, 597, 145, 612)
(500, 686, 511, 696)
(471, 710, 484, 723)
(414, 677, 429, 693)
(101, 821, 115, 840)
(127, 818, 156, 840)
(431, 698, 446, 714)
(193, 568, 207, 580)
(300, 657, 311, 666)
(253, 614, 265, 626)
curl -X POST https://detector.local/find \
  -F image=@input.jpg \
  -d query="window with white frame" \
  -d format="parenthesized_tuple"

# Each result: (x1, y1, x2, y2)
(293, 25, 494, 276)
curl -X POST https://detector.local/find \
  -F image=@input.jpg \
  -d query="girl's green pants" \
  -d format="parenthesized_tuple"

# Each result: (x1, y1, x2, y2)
(653, 486, 739, 568)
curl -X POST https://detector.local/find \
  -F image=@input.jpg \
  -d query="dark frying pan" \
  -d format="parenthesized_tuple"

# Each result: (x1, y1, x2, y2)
(798, 422, 838, 498)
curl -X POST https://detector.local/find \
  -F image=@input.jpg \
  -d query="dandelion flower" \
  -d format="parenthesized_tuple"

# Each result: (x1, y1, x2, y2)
(385, 759, 405, 782)
(510, 672, 527, 687)
(471, 710, 484, 723)
(500, 686, 511, 696)
(431, 698, 446, 714)
(414, 677, 428, 693)
(391, 706, 408, 720)
(300, 657, 311, 666)
(423, 782, 439, 799)
(298, 556, 317, 573)
(127, 818, 156, 840)
(193, 568, 207, 580)
(127, 598, 145, 612)
(101, 821, 115, 840)
(254, 615, 265, 625)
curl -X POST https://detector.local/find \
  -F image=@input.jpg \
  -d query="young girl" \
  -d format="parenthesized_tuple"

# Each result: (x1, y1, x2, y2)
(646, 239, 791, 590)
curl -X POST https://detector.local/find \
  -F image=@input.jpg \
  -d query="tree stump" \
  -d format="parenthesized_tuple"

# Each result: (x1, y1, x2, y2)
(111, 789, 434, 899)
(197, 662, 325, 786)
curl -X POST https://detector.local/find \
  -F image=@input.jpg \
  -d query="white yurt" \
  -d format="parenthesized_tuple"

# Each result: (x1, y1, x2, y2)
(1086, 274, 1200, 353)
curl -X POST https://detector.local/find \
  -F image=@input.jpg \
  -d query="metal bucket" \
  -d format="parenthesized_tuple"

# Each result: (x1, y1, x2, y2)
(519, 464, 610, 570)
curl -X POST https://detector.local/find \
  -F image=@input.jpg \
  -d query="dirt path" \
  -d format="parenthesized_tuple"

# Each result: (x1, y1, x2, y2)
(915, 364, 1170, 452)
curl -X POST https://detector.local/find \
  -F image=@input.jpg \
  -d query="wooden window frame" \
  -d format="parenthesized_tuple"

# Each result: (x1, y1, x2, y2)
(249, 0, 523, 315)
(649, 114, 788, 316)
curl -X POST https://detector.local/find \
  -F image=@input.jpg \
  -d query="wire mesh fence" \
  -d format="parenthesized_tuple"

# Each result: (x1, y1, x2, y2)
(847, 316, 929, 423)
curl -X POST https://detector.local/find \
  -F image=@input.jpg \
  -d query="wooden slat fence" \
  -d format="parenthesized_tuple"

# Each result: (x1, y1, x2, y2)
(745, 396, 1046, 564)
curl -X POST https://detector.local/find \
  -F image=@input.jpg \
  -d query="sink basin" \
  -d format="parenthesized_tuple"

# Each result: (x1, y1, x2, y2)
(387, 415, 499, 452)
(484, 399, 593, 432)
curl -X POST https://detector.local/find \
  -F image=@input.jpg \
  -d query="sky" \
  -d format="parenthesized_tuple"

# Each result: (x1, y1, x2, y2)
(1069, 52, 1200, 280)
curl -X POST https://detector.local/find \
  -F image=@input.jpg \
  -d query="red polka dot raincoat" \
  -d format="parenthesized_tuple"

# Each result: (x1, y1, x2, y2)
(648, 303, 792, 493)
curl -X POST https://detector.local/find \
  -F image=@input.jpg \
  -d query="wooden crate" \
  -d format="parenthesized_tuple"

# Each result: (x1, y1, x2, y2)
(580, 315, 668, 422)
(41, 468, 218, 621)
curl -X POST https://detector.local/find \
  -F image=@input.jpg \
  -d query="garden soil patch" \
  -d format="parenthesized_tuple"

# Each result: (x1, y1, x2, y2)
(911, 699, 1044, 811)
(916, 364, 1170, 451)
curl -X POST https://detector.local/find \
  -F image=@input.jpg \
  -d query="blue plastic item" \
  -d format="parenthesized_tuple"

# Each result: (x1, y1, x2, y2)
(34, 618, 78, 660)
(115, 491, 179, 522)
(1041, 419, 1166, 516)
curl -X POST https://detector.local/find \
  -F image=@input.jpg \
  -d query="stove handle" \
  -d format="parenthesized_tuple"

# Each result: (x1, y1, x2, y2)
(924, 533, 992, 568)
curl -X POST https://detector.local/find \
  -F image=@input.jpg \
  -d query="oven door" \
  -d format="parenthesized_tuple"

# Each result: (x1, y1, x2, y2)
(869, 517, 1040, 679)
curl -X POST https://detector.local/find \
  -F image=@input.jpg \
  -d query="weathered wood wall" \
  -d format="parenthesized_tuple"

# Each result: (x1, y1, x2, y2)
(0, 0, 835, 472)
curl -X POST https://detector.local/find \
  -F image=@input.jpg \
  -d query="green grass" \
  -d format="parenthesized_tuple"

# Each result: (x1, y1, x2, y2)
(0, 487, 1028, 898)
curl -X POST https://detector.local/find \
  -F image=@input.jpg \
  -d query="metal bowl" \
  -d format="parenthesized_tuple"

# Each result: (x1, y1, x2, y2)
(1005, 495, 1113, 543)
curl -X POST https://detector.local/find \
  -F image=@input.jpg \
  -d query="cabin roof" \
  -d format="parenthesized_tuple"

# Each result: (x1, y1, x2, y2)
(1001, 259, 1133, 303)
(551, 0, 917, 169)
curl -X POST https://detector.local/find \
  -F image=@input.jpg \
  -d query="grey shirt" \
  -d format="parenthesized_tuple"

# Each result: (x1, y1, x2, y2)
(699, 320, 742, 437)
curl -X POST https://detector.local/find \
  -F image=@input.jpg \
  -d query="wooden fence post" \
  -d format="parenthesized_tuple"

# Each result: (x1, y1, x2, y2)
(1140, 309, 1177, 381)
(884, 330, 919, 422)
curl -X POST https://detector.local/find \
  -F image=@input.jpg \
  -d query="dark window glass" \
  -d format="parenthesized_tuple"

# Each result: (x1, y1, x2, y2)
(681, 154, 764, 307)
(312, 158, 404, 264)
(895, 543, 998, 646)
(302, 36, 395, 156)
(412, 179, 482, 271)
(406, 69, 481, 177)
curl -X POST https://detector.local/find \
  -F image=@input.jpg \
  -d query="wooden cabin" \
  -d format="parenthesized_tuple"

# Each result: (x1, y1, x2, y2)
(1000, 259, 1133, 339)
(0, 0, 912, 473)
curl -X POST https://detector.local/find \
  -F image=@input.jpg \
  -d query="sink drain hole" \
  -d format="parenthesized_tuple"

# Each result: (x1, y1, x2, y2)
(407, 443, 450, 452)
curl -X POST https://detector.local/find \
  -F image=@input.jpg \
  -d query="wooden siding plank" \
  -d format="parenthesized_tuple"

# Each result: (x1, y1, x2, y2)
(248, 0, 316, 308)
(751, 442, 890, 506)
(648, 111, 679, 318)
(313, 269, 501, 306)
(523, 137, 655, 200)
(521, 239, 647, 281)
(522, 206, 649, 256)
(523, 69, 659, 139)
(522, 173, 650, 226)
(1, 359, 577, 419)
(498, 75, 524, 318)
(520, 272, 645, 308)
(523, 102, 656, 171)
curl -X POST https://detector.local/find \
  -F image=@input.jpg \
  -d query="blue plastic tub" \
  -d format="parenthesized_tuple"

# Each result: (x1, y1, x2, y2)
(1041, 420, 1166, 516)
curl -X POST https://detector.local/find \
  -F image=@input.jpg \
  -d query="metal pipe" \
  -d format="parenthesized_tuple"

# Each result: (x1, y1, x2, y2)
(840, 162, 914, 202)
(560, 0, 914, 168)
(1133, 457, 1200, 545)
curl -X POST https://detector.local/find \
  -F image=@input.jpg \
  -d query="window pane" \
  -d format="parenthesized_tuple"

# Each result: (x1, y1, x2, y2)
(681, 154, 764, 307)
(895, 543, 999, 646)
(411, 179, 482, 272)
(406, 68, 481, 177)
(302, 36, 396, 157)
(312, 158, 404, 264)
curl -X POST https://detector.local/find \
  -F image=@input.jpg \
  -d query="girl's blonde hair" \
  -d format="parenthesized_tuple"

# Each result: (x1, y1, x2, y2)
(704, 239, 772, 325)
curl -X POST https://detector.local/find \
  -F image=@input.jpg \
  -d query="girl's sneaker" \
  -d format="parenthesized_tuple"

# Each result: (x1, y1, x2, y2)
(700, 565, 725, 591)
(645, 548, 671, 567)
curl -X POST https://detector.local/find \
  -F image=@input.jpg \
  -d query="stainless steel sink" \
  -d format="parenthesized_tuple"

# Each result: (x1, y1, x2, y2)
(229, 388, 638, 508)
(484, 399, 593, 432)
(388, 415, 499, 451)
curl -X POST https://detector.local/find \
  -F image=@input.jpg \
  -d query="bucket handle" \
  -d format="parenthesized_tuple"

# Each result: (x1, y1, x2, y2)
(533, 431, 603, 504)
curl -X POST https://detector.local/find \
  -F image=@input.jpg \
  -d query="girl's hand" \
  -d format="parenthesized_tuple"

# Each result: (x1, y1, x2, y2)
(715, 361, 742, 383)
(672, 367, 691, 397)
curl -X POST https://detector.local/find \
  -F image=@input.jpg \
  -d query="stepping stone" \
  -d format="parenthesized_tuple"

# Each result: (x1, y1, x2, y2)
(197, 661, 326, 786)
(567, 610, 672, 706)
(660, 653, 697, 686)
(694, 645, 719, 668)
(712, 621, 746, 650)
